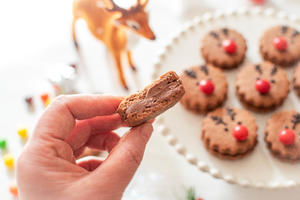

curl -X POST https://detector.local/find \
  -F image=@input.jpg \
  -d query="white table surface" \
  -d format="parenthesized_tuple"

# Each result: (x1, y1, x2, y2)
(1, 0, 300, 199)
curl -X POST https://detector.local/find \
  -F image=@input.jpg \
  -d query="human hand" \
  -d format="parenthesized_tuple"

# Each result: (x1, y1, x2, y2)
(16, 95, 154, 200)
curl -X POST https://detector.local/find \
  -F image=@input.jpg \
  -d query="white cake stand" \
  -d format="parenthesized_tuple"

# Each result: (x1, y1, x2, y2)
(152, 8, 300, 189)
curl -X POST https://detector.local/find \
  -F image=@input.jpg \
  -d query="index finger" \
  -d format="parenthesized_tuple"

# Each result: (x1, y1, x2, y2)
(33, 94, 123, 140)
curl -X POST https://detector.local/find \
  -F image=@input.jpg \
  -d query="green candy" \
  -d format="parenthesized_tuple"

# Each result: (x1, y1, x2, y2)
(0, 139, 7, 149)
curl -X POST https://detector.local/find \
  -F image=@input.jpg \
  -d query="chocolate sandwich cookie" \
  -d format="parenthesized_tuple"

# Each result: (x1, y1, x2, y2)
(202, 107, 258, 160)
(236, 61, 289, 110)
(293, 62, 300, 96)
(201, 28, 247, 69)
(265, 110, 300, 161)
(117, 71, 185, 127)
(260, 25, 300, 66)
(180, 64, 227, 113)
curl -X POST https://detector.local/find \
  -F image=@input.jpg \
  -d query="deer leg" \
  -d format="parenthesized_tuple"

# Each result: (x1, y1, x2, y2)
(72, 18, 80, 51)
(112, 51, 128, 90)
(127, 50, 136, 71)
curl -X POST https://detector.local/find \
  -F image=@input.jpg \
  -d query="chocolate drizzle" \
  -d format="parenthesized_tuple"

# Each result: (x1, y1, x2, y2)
(226, 108, 236, 121)
(291, 113, 300, 130)
(270, 65, 278, 76)
(281, 25, 288, 34)
(211, 116, 227, 125)
(210, 31, 219, 39)
(222, 28, 228, 36)
(255, 65, 262, 75)
(292, 30, 300, 38)
(200, 65, 209, 75)
(185, 70, 196, 79)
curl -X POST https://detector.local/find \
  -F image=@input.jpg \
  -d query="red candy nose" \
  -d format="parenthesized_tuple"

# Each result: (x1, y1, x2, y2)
(199, 80, 215, 95)
(279, 129, 295, 146)
(255, 79, 271, 94)
(273, 37, 287, 51)
(233, 125, 249, 141)
(251, 0, 265, 5)
(222, 39, 237, 54)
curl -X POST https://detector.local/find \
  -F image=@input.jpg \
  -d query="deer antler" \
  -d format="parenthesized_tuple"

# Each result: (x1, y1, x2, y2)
(137, 0, 148, 8)
(226, 108, 236, 121)
(105, 0, 126, 13)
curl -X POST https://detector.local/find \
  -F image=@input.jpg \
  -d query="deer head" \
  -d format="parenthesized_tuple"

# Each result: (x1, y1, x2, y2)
(105, 0, 156, 40)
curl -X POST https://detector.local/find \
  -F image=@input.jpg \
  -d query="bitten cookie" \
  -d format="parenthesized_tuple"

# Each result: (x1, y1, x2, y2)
(236, 61, 289, 110)
(117, 71, 185, 127)
(293, 62, 300, 96)
(265, 110, 300, 161)
(201, 28, 247, 69)
(180, 64, 227, 113)
(202, 107, 258, 160)
(260, 25, 300, 66)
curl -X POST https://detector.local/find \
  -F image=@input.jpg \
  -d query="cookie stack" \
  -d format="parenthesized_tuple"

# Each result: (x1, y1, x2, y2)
(180, 25, 300, 161)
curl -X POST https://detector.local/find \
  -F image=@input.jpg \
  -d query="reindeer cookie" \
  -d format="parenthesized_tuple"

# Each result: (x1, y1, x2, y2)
(236, 61, 289, 110)
(260, 25, 300, 66)
(202, 107, 258, 160)
(201, 28, 247, 69)
(265, 111, 300, 161)
(180, 64, 227, 113)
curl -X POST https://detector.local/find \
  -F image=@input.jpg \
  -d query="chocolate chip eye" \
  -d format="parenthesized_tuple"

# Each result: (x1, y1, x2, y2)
(256, 77, 260, 81)
(285, 126, 289, 129)
(271, 79, 276, 84)
(224, 128, 229, 132)
(185, 69, 197, 79)
(238, 121, 242, 125)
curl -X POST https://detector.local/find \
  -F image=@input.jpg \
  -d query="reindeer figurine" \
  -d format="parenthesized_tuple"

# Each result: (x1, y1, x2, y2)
(72, 0, 156, 89)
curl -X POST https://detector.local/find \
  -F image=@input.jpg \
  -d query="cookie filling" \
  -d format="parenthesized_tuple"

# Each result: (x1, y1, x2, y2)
(125, 79, 182, 115)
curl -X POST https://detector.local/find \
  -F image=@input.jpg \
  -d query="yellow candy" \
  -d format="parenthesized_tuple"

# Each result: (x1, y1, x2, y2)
(44, 98, 51, 107)
(3, 154, 14, 168)
(17, 128, 28, 139)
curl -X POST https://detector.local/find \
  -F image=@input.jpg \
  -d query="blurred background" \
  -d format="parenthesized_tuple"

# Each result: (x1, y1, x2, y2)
(1, 0, 300, 199)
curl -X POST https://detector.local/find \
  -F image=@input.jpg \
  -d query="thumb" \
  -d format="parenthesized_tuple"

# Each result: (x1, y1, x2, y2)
(93, 122, 153, 190)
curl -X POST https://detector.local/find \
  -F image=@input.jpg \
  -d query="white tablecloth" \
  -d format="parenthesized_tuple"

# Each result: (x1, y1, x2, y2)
(1, 0, 300, 199)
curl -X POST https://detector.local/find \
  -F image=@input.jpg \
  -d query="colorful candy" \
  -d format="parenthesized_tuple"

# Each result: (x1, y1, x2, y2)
(251, 0, 265, 5)
(44, 98, 52, 107)
(222, 39, 237, 54)
(233, 125, 249, 141)
(3, 154, 14, 168)
(199, 80, 215, 95)
(273, 37, 287, 51)
(25, 96, 33, 106)
(0, 139, 7, 149)
(279, 129, 295, 146)
(17, 128, 28, 139)
(255, 79, 271, 94)
(40, 93, 49, 102)
(9, 185, 18, 197)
